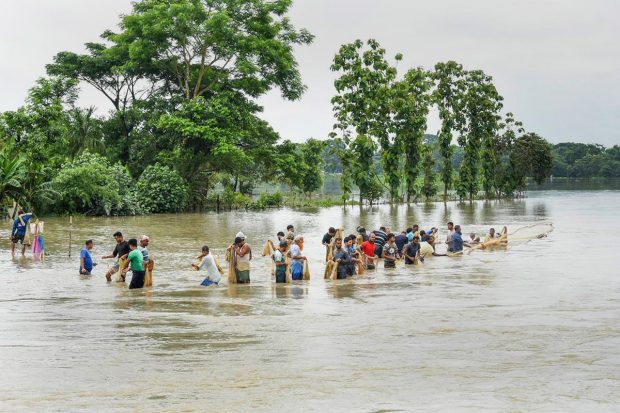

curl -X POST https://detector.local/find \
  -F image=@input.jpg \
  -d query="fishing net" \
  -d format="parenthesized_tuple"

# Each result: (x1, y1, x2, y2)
(508, 222, 554, 242)
(303, 260, 311, 281)
(261, 240, 273, 257)
(144, 259, 155, 287)
(227, 249, 237, 284)
(324, 261, 334, 279)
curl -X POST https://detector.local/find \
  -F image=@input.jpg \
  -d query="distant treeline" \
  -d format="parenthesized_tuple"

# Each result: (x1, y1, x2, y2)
(550, 143, 620, 178)
(323, 138, 620, 179)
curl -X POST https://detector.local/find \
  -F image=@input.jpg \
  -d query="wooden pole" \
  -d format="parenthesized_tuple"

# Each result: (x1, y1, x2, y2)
(69, 215, 73, 257)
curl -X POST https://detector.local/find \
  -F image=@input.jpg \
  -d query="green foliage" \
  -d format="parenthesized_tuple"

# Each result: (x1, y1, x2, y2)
(551, 143, 620, 178)
(420, 144, 438, 200)
(331, 39, 398, 202)
(51, 152, 136, 215)
(218, 187, 252, 209)
(458, 70, 503, 199)
(0, 147, 26, 206)
(511, 133, 554, 185)
(136, 164, 189, 213)
(432, 61, 466, 198)
(393, 68, 433, 201)
(248, 191, 284, 210)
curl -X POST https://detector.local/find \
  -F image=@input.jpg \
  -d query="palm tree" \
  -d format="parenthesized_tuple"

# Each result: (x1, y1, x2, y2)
(67, 107, 104, 159)
(0, 149, 26, 206)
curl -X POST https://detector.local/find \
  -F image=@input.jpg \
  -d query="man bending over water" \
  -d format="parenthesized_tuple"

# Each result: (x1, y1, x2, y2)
(102, 232, 130, 281)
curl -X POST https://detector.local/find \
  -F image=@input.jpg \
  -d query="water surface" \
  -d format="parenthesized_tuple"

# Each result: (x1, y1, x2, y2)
(0, 191, 618, 412)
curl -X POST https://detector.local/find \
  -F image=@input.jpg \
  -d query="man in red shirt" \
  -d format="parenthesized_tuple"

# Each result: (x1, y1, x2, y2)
(360, 233, 377, 269)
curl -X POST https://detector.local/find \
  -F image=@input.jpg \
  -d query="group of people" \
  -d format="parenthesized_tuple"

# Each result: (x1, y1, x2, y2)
(75, 222, 504, 288)
(316, 222, 505, 280)
(80, 231, 153, 289)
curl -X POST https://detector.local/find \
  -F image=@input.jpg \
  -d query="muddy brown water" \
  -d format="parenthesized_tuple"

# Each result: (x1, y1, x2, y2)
(0, 190, 618, 412)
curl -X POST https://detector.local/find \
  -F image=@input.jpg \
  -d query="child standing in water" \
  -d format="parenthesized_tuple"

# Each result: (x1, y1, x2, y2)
(382, 233, 398, 269)
(272, 240, 288, 283)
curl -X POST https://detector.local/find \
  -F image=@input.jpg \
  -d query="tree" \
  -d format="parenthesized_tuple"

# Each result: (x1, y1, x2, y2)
(392, 68, 433, 201)
(0, 148, 26, 207)
(108, 0, 313, 101)
(136, 163, 189, 213)
(511, 133, 554, 186)
(458, 70, 503, 200)
(299, 138, 325, 195)
(432, 61, 466, 200)
(331, 39, 398, 202)
(67, 107, 104, 159)
(420, 144, 438, 200)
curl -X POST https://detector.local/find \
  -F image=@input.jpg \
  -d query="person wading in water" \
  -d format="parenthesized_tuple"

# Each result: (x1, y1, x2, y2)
(102, 232, 130, 282)
(229, 234, 251, 283)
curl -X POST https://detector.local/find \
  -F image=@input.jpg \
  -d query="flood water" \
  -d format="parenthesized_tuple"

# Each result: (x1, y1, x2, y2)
(1, 190, 618, 412)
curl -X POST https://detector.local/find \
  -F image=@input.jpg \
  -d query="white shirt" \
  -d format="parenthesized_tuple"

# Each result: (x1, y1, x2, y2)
(198, 254, 221, 283)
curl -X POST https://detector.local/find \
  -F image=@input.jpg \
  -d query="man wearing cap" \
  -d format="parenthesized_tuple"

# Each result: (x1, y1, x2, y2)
(139, 235, 154, 287)
(139, 235, 150, 264)
(272, 240, 289, 283)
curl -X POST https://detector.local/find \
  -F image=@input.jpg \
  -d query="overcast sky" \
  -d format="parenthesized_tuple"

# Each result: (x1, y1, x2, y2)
(1, 0, 618, 146)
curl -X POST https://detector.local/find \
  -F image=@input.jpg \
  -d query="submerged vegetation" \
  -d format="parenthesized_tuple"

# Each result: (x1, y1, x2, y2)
(0, 0, 613, 216)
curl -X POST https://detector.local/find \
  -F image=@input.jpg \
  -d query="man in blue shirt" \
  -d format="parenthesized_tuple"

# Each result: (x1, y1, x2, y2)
(80, 240, 96, 275)
(11, 210, 33, 256)
(449, 225, 464, 253)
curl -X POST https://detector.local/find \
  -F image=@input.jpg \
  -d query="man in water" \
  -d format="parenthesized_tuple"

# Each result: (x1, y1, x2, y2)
(406, 227, 414, 243)
(449, 225, 464, 253)
(286, 225, 295, 243)
(373, 226, 388, 258)
(419, 236, 436, 261)
(403, 236, 420, 265)
(123, 238, 145, 289)
(382, 233, 398, 268)
(446, 222, 455, 247)
(230, 236, 252, 283)
(139, 235, 150, 264)
(345, 236, 360, 276)
(394, 231, 408, 257)
(357, 226, 369, 242)
(79, 240, 96, 275)
(288, 235, 306, 280)
(465, 233, 480, 247)
(322, 227, 336, 260)
(102, 231, 130, 281)
(360, 233, 377, 269)
(10, 210, 33, 256)
(193, 245, 222, 286)
(272, 240, 289, 283)
(332, 237, 351, 279)
(484, 228, 497, 243)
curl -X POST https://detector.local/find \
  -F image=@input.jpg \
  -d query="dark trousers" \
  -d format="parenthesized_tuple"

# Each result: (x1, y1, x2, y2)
(275, 268, 287, 283)
(129, 271, 145, 289)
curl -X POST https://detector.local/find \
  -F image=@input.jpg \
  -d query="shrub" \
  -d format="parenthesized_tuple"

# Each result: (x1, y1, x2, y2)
(136, 164, 189, 213)
(51, 152, 132, 215)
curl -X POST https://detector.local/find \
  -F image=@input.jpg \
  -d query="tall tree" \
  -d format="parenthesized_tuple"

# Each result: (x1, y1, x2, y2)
(420, 143, 438, 200)
(457, 70, 503, 200)
(392, 67, 433, 201)
(432, 61, 466, 200)
(331, 39, 397, 203)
